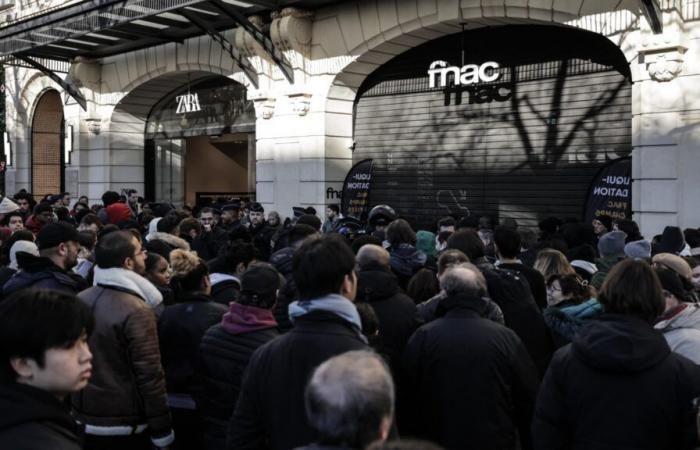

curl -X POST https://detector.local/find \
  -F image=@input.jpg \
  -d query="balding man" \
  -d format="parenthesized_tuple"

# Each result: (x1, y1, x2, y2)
(297, 350, 394, 450)
(402, 264, 538, 450)
(356, 244, 420, 371)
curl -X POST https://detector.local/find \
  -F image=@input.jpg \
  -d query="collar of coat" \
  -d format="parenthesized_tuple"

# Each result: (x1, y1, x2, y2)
(93, 266, 163, 308)
(146, 231, 191, 251)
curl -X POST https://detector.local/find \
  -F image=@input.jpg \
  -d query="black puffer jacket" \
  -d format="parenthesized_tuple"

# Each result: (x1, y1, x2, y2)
(356, 266, 420, 370)
(533, 314, 700, 450)
(402, 293, 539, 450)
(198, 322, 279, 450)
(158, 293, 227, 395)
(3, 253, 86, 296)
(0, 383, 81, 450)
(227, 311, 368, 450)
(269, 247, 297, 332)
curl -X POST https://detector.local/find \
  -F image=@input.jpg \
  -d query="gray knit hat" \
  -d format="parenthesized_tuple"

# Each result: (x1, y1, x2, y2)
(624, 239, 651, 260)
(598, 231, 627, 257)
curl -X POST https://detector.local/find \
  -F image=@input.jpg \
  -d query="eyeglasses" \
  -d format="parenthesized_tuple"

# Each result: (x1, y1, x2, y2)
(132, 248, 147, 257)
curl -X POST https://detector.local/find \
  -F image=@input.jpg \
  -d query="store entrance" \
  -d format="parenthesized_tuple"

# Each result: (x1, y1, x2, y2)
(144, 75, 255, 206)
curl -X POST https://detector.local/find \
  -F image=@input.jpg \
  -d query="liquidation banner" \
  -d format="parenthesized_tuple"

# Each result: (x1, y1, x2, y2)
(584, 157, 632, 223)
(341, 159, 373, 220)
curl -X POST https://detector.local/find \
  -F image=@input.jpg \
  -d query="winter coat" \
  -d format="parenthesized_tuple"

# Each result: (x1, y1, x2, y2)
(209, 273, 241, 306)
(227, 311, 369, 450)
(269, 246, 297, 332)
(416, 290, 505, 324)
(590, 255, 623, 290)
(356, 266, 421, 370)
(0, 383, 81, 450)
(73, 284, 172, 442)
(146, 231, 190, 256)
(158, 292, 227, 395)
(389, 244, 427, 289)
(402, 293, 539, 450)
(192, 227, 228, 261)
(24, 215, 45, 234)
(198, 303, 279, 450)
(0, 266, 16, 290)
(101, 202, 133, 225)
(655, 303, 700, 364)
(498, 261, 547, 310)
(250, 222, 276, 261)
(533, 314, 700, 450)
(543, 298, 603, 348)
(3, 253, 86, 296)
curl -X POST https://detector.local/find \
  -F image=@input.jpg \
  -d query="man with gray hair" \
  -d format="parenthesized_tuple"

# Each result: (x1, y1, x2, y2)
(403, 264, 538, 450)
(297, 350, 394, 450)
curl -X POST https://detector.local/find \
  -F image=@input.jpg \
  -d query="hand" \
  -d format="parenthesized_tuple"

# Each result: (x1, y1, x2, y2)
(204, 223, 212, 232)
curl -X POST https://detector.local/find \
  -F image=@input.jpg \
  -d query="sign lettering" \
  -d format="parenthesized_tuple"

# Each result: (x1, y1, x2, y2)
(428, 61, 501, 88)
(175, 93, 202, 114)
(584, 158, 632, 222)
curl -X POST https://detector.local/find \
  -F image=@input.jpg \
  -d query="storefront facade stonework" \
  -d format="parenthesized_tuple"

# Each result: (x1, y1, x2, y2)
(3, 0, 700, 236)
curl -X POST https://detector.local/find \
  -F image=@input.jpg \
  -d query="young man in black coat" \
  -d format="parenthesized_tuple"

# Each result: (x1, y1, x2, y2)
(0, 290, 94, 450)
(403, 263, 539, 450)
(355, 244, 421, 371)
(227, 236, 369, 450)
(533, 259, 700, 450)
(494, 226, 547, 310)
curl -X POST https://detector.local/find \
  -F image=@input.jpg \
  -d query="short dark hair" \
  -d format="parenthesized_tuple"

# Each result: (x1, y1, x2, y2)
(598, 259, 664, 323)
(3, 210, 23, 225)
(327, 204, 340, 214)
(0, 290, 94, 382)
(446, 230, 485, 260)
(157, 213, 181, 234)
(437, 216, 457, 229)
(33, 202, 52, 216)
(494, 226, 521, 259)
(386, 219, 416, 247)
(211, 241, 255, 274)
(101, 191, 120, 206)
(293, 235, 356, 300)
(198, 207, 214, 217)
(179, 218, 201, 236)
(80, 213, 103, 229)
(437, 249, 469, 275)
(288, 224, 319, 247)
(95, 231, 137, 269)
(297, 214, 322, 231)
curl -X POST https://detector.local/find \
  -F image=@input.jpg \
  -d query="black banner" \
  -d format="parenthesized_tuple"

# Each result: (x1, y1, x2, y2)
(584, 157, 632, 223)
(341, 159, 373, 220)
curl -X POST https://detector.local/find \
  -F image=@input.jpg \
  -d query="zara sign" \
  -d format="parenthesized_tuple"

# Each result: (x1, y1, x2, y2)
(428, 61, 501, 88)
(175, 93, 202, 114)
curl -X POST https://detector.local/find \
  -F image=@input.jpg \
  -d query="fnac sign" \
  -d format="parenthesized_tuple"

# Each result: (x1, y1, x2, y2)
(428, 61, 501, 88)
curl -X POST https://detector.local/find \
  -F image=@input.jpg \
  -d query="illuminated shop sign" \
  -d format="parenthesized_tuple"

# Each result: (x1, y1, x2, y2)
(175, 93, 202, 114)
(428, 61, 501, 88)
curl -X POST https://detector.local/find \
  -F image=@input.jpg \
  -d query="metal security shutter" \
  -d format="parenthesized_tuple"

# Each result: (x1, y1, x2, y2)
(31, 90, 64, 200)
(353, 26, 632, 230)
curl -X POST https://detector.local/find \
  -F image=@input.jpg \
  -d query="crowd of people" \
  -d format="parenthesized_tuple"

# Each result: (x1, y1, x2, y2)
(1, 189, 700, 450)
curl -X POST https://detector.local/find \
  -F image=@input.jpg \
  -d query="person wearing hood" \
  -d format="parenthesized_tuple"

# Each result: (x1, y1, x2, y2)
(145, 213, 190, 258)
(198, 263, 281, 450)
(533, 259, 700, 450)
(3, 222, 86, 296)
(0, 290, 94, 450)
(590, 230, 627, 290)
(228, 236, 368, 450)
(403, 264, 539, 450)
(355, 244, 420, 372)
(543, 274, 601, 348)
(158, 249, 226, 450)
(207, 240, 256, 306)
(0, 196, 20, 225)
(0, 240, 40, 288)
(653, 265, 700, 364)
(591, 214, 613, 239)
(74, 230, 173, 450)
(386, 219, 426, 290)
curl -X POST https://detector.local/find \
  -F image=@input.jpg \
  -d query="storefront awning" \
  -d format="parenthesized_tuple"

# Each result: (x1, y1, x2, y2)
(0, 0, 340, 108)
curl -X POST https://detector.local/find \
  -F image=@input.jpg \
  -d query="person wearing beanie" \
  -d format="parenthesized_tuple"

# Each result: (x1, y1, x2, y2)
(624, 239, 652, 260)
(0, 240, 39, 290)
(590, 231, 626, 290)
(198, 263, 281, 450)
(653, 266, 700, 364)
(157, 249, 227, 450)
(652, 253, 697, 302)
(0, 196, 19, 225)
(653, 226, 686, 256)
(592, 214, 613, 237)
(3, 222, 86, 295)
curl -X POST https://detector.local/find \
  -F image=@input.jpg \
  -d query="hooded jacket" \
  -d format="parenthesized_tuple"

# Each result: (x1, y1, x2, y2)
(533, 314, 700, 450)
(655, 303, 700, 364)
(543, 298, 603, 348)
(2, 253, 86, 296)
(389, 244, 426, 289)
(0, 383, 81, 450)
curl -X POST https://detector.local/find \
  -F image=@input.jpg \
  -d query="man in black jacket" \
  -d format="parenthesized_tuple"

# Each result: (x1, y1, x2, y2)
(402, 264, 539, 450)
(494, 226, 547, 310)
(356, 244, 420, 370)
(0, 290, 94, 450)
(227, 235, 369, 450)
(3, 221, 86, 295)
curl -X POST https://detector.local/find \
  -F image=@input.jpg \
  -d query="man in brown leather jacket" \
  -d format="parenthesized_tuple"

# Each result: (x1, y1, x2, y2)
(72, 231, 173, 450)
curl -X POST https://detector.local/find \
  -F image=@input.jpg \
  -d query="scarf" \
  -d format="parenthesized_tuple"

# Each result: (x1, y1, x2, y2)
(222, 302, 277, 335)
(289, 294, 367, 343)
(93, 267, 163, 308)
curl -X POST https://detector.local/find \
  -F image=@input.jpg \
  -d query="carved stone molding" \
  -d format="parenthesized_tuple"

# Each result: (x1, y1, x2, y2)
(642, 45, 687, 82)
(288, 92, 312, 116)
(252, 94, 275, 119)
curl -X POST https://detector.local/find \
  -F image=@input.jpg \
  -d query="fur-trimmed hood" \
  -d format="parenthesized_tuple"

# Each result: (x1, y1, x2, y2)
(146, 231, 190, 251)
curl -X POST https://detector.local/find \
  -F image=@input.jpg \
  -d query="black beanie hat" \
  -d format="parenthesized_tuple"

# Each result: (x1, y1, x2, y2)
(36, 221, 80, 250)
(655, 267, 688, 302)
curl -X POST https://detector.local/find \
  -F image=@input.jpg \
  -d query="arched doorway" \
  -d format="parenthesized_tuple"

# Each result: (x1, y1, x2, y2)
(31, 90, 64, 199)
(353, 25, 632, 229)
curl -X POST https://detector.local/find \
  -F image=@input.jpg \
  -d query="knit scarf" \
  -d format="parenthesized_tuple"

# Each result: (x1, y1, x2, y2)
(221, 302, 277, 335)
(289, 294, 367, 343)
(93, 267, 163, 308)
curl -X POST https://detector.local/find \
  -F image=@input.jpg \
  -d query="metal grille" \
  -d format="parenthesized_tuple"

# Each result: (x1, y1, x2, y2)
(31, 90, 63, 199)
